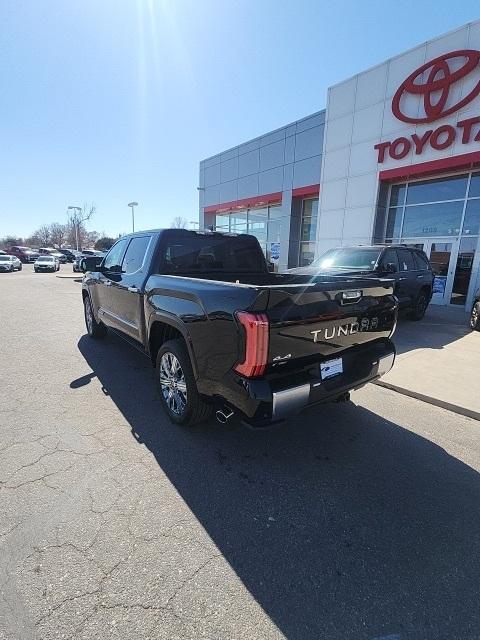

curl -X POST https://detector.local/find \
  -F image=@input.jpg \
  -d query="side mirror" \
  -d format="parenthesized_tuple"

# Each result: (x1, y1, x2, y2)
(81, 256, 103, 273)
(384, 262, 397, 274)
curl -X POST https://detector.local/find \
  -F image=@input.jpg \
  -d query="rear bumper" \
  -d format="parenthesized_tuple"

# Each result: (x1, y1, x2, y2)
(211, 339, 396, 428)
(271, 350, 394, 421)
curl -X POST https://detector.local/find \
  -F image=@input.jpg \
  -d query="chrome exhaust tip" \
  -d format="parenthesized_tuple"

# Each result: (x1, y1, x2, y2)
(215, 408, 234, 424)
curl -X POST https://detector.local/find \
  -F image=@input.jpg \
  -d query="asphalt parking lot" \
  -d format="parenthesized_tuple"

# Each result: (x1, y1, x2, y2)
(1, 265, 480, 640)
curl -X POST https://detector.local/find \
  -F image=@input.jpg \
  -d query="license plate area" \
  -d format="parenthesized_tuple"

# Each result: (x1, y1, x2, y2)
(320, 357, 343, 380)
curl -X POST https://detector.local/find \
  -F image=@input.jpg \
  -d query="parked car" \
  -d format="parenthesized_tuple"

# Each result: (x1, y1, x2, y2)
(290, 244, 434, 321)
(470, 290, 480, 331)
(0, 250, 6, 255)
(57, 248, 77, 263)
(73, 250, 104, 272)
(81, 229, 397, 428)
(8, 246, 39, 263)
(34, 255, 59, 272)
(0, 255, 22, 272)
(37, 247, 67, 264)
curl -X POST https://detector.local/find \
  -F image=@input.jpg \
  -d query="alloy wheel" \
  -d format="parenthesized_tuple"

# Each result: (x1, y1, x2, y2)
(159, 352, 188, 415)
(84, 299, 93, 335)
(471, 303, 479, 330)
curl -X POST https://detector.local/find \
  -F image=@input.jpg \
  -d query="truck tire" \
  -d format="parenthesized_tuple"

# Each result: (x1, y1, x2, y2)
(156, 339, 212, 427)
(83, 295, 107, 339)
(409, 289, 429, 321)
(470, 301, 480, 331)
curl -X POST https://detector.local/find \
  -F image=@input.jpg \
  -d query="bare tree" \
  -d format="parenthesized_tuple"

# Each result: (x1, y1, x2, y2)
(49, 222, 68, 248)
(171, 216, 188, 229)
(67, 203, 96, 250)
(32, 225, 51, 246)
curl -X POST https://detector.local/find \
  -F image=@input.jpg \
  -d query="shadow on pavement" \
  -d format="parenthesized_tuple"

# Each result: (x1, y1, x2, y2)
(74, 332, 480, 640)
(393, 305, 471, 356)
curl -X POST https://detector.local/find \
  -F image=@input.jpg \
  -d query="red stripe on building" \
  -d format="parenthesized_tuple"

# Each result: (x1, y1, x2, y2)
(292, 184, 320, 197)
(379, 151, 480, 182)
(204, 191, 282, 214)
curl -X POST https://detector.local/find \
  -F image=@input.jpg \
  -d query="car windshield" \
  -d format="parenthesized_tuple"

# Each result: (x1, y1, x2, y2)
(0, 256, 12, 261)
(38, 256, 54, 262)
(311, 248, 382, 271)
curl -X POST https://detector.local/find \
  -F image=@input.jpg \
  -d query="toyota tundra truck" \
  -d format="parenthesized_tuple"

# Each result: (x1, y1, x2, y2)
(81, 229, 397, 427)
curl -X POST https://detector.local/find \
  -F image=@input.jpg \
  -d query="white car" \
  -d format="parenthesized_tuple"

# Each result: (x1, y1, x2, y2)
(34, 255, 60, 272)
(0, 255, 22, 272)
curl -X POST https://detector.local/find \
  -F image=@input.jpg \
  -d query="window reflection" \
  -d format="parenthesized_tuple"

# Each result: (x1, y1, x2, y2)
(402, 201, 464, 237)
(405, 175, 468, 205)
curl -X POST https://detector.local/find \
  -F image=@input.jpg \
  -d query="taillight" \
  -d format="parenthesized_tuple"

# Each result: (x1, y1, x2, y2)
(234, 312, 269, 377)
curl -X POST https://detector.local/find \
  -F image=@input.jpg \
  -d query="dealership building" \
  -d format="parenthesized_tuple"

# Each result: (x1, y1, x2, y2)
(199, 20, 480, 309)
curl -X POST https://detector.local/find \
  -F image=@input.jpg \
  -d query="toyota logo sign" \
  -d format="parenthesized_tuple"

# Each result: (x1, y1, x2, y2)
(392, 49, 480, 124)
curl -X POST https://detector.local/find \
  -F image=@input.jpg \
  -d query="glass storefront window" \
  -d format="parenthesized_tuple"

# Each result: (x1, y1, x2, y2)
(463, 200, 480, 236)
(299, 242, 316, 267)
(402, 201, 464, 238)
(230, 211, 247, 233)
(215, 213, 230, 232)
(405, 175, 468, 205)
(389, 184, 406, 207)
(451, 237, 477, 305)
(214, 205, 283, 270)
(386, 207, 402, 240)
(469, 172, 480, 198)
(300, 198, 318, 241)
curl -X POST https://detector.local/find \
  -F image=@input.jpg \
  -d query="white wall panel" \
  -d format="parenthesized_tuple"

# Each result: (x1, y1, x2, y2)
(351, 102, 385, 144)
(355, 63, 388, 110)
(321, 147, 350, 182)
(324, 113, 353, 152)
(349, 140, 380, 176)
(328, 78, 357, 118)
(318, 209, 344, 239)
(321, 179, 347, 212)
(341, 208, 375, 240)
(345, 173, 378, 209)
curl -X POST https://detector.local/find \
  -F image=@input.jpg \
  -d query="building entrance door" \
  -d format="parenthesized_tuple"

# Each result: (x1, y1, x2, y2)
(406, 239, 457, 304)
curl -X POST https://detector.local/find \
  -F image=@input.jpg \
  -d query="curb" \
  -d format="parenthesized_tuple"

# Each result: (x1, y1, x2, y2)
(56, 274, 82, 280)
(374, 380, 480, 422)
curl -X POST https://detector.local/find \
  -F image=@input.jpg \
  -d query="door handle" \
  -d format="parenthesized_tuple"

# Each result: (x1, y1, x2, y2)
(416, 274, 424, 279)
(128, 286, 139, 293)
(398, 277, 407, 281)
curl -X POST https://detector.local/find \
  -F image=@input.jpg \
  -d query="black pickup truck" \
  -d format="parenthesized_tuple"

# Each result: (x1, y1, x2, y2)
(81, 229, 397, 427)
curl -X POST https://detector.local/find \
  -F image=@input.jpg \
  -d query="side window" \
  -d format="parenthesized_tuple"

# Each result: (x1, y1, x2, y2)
(122, 236, 151, 274)
(397, 249, 415, 271)
(381, 249, 399, 271)
(414, 251, 430, 270)
(103, 239, 128, 272)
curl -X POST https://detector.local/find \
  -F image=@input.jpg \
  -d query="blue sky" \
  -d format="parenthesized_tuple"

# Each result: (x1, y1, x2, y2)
(1, 0, 479, 239)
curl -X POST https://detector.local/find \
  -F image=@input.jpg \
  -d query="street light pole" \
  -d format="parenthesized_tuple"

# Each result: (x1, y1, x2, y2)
(128, 202, 138, 233)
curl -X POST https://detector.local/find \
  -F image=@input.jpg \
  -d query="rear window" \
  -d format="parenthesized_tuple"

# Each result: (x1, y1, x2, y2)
(414, 251, 430, 270)
(312, 248, 381, 271)
(160, 234, 266, 274)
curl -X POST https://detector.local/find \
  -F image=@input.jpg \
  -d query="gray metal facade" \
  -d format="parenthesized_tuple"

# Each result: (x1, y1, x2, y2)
(198, 110, 325, 270)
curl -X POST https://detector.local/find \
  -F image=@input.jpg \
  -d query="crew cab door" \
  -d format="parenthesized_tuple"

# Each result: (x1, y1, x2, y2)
(107, 235, 152, 343)
(395, 248, 418, 307)
(94, 238, 129, 328)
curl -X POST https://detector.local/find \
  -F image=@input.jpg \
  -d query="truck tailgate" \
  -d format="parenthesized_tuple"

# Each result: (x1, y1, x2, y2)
(264, 277, 397, 368)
